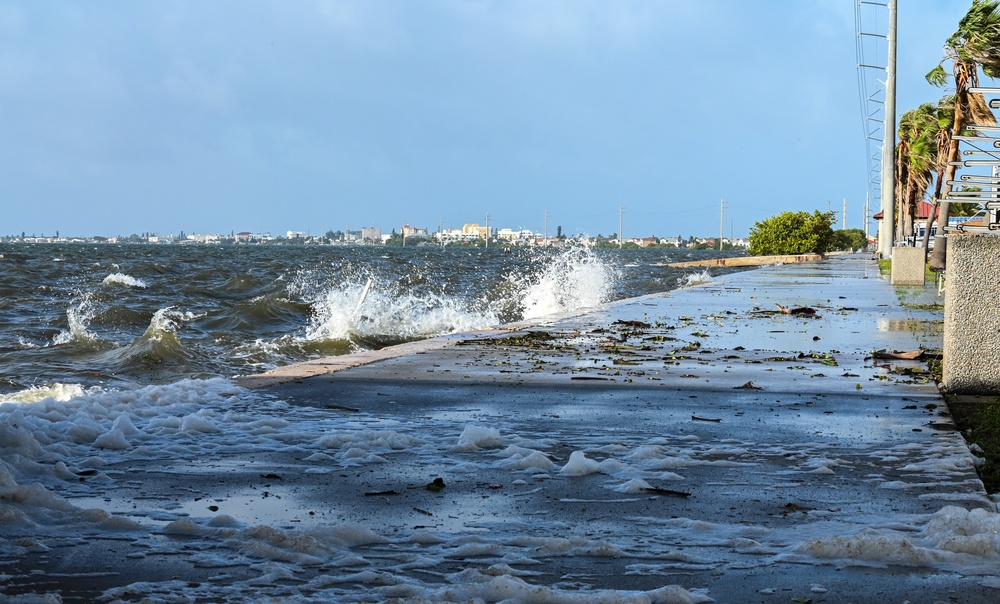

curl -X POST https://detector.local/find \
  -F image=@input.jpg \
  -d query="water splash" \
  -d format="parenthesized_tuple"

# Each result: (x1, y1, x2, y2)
(53, 294, 101, 345)
(102, 273, 148, 289)
(516, 247, 616, 320)
(305, 278, 496, 347)
(680, 270, 712, 287)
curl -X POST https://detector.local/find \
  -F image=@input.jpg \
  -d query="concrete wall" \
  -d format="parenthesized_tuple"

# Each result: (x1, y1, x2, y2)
(670, 254, 822, 268)
(944, 234, 1000, 393)
(890, 247, 926, 285)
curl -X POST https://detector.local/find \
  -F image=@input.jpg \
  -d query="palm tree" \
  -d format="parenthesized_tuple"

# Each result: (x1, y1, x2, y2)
(920, 96, 958, 252)
(895, 104, 940, 242)
(926, 0, 1000, 271)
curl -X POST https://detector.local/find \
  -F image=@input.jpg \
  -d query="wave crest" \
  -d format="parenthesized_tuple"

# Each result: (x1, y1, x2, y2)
(102, 273, 148, 289)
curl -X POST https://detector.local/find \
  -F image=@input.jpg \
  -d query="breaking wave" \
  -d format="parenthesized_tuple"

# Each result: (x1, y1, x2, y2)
(101, 273, 148, 289)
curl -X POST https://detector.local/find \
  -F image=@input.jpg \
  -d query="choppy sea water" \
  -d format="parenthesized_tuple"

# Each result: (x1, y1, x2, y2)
(0, 244, 745, 393)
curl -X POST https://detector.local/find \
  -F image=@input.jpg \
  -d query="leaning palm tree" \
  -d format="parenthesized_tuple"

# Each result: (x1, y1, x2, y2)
(895, 110, 914, 241)
(920, 96, 961, 251)
(896, 104, 940, 241)
(925, 0, 1000, 270)
(907, 105, 941, 237)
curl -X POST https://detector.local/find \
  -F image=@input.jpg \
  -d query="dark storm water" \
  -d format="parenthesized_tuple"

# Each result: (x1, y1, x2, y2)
(0, 243, 745, 392)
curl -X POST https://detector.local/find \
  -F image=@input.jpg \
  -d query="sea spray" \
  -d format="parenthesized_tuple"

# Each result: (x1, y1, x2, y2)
(680, 270, 712, 287)
(53, 294, 102, 345)
(304, 278, 497, 346)
(517, 247, 616, 320)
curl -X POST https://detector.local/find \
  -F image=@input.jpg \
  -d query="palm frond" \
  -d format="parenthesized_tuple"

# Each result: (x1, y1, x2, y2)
(968, 91, 998, 125)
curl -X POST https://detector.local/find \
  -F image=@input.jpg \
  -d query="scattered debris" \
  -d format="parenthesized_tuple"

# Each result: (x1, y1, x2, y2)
(613, 319, 652, 328)
(872, 349, 924, 360)
(642, 486, 692, 498)
(364, 489, 401, 497)
(692, 415, 722, 423)
(734, 381, 761, 390)
(776, 304, 817, 315)
(782, 502, 814, 515)
(425, 477, 446, 492)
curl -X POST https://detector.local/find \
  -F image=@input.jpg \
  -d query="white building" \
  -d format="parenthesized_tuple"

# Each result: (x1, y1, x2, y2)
(435, 228, 479, 245)
(497, 228, 535, 245)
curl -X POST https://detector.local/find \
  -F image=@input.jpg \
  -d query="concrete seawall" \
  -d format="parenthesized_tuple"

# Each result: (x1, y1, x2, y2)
(668, 253, 823, 268)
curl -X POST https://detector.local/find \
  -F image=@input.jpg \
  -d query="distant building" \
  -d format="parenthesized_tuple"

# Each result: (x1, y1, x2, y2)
(361, 227, 382, 242)
(463, 223, 493, 239)
(286, 231, 308, 239)
(435, 228, 476, 244)
(497, 228, 535, 245)
(401, 224, 428, 238)
(234, 232, 254, 243)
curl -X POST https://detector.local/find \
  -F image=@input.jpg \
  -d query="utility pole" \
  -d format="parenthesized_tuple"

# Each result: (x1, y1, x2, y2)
(544, 209, 549, 242)
(619, 205, 624, 249)
(878, 0, 897, 257)
(485, 213, 490, 249)
(864, 193, 870, 241)
(843, 198, 847, 230)
(719, 198, 725, 251)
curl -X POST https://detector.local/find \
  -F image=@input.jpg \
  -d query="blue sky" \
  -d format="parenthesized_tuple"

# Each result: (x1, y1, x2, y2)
(0, 1, 983, 239)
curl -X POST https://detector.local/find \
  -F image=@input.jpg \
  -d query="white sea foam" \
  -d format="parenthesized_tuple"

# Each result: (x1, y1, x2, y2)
(101, 273, 148, 288)
(0, 377, 995, 601)
(0, 383, 88, 404)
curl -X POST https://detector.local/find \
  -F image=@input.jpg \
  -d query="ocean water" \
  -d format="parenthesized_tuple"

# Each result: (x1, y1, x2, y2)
(0, 243, 743, 393)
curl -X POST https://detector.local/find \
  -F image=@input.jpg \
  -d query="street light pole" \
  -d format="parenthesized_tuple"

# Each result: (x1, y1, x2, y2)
(878, 0, 897, 257)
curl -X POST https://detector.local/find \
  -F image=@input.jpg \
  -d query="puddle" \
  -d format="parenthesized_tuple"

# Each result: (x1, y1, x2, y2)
(877, 318, 943, 333)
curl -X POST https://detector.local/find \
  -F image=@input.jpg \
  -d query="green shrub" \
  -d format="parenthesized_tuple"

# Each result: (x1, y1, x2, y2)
(748, 210, 835, 256)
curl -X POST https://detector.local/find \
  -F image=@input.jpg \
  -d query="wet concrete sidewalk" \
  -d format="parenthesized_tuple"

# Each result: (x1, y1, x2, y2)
(241, 254, 998, 602)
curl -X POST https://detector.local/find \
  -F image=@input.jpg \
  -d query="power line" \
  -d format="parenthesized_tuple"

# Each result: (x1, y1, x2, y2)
(855, 0, 890, 215)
